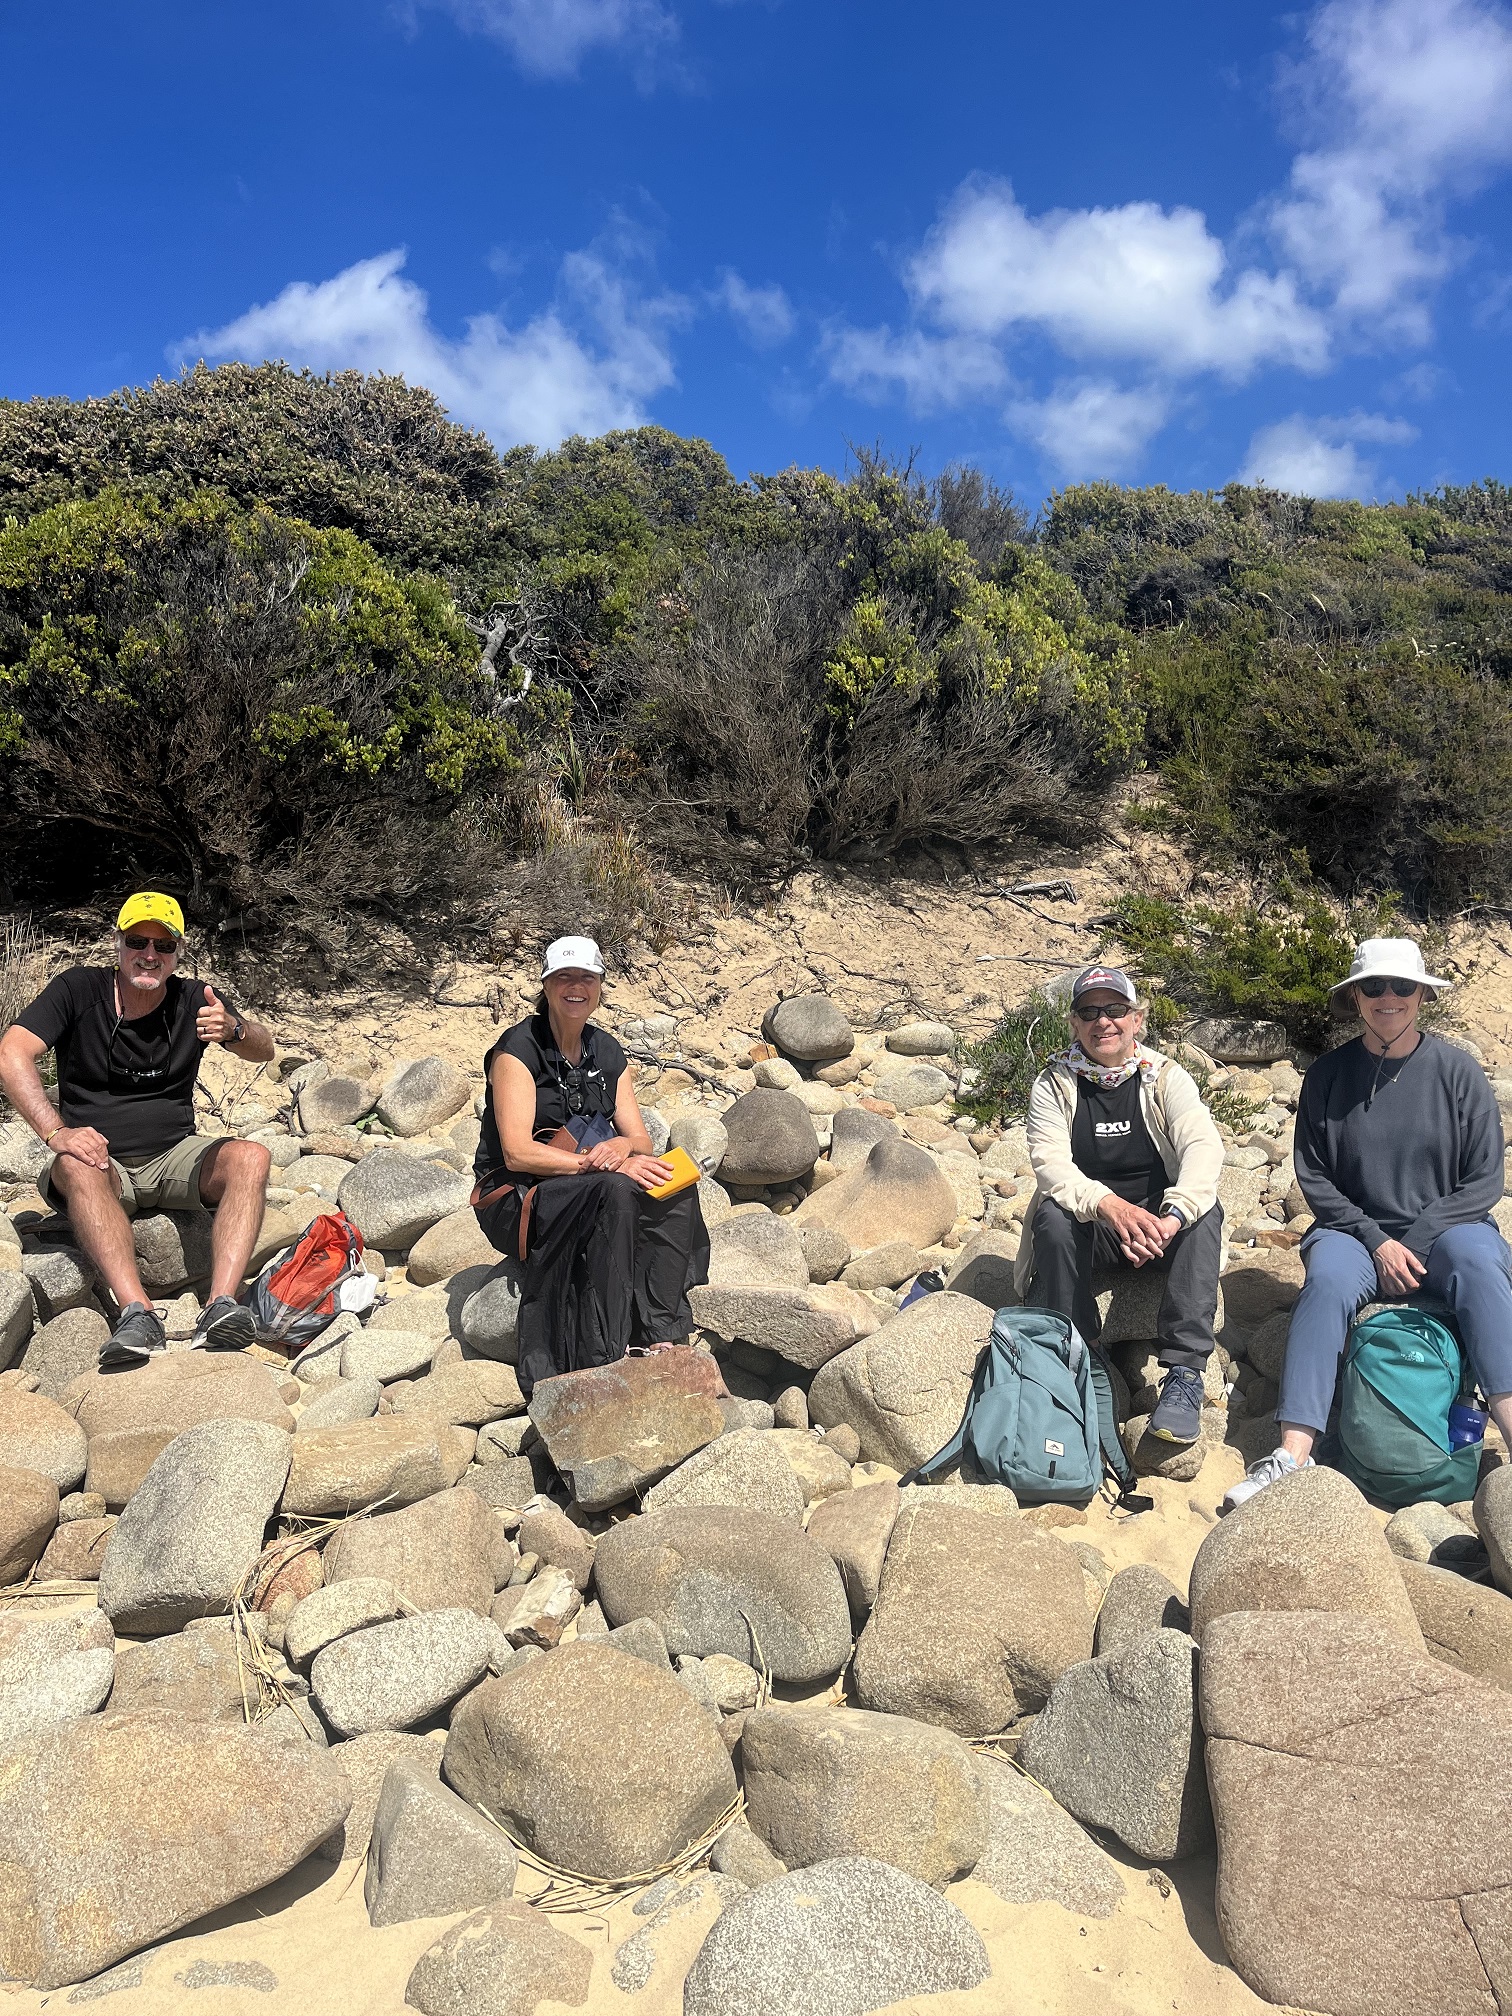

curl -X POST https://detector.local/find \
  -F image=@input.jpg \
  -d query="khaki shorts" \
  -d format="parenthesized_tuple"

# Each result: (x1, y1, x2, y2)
(41, 1135, 231, 1218)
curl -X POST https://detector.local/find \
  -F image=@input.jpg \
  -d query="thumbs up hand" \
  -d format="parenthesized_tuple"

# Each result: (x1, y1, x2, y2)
(196, 985, 239, 1044)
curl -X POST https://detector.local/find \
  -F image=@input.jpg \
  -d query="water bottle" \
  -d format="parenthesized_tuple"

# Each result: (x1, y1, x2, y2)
(1448, 1399, 1489, 1451)
(898, 1270, 946, 1311)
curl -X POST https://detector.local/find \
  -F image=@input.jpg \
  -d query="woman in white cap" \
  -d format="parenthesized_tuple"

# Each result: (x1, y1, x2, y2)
(1224, 937, 1512, 1509)
(471, 936, 710, 1399)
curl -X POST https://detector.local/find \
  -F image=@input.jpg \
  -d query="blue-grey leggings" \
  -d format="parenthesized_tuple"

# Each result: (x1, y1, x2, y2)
(1279, 1221, 1512, 1432)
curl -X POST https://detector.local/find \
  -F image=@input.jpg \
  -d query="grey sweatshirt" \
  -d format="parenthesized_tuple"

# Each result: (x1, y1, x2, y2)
(1293, 1033, 1505, 1258)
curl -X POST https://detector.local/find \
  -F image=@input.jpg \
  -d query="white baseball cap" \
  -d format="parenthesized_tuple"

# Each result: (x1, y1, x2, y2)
(541, 935, 606, 979)
(1329, 937, 1449, 997)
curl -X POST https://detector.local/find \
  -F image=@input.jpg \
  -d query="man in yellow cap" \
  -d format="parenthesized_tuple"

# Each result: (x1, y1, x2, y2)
(0, 893, 276, 1365)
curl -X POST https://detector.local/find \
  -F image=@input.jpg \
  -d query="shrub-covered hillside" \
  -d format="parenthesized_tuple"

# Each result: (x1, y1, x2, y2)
(2, 363, 1510, 970)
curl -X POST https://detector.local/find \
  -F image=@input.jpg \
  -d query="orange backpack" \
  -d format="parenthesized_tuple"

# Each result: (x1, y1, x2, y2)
(246, 1209, 374, 1346)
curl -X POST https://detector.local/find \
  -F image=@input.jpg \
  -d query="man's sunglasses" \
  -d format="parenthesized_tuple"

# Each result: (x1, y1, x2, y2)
(1357, 978, 1420, 998)
(1072, 1003, 1134, 1024)
(122, 934, 179, 955)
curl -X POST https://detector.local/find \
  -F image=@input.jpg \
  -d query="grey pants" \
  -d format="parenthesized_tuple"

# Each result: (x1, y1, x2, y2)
(1026, 1196, 1224, 1370)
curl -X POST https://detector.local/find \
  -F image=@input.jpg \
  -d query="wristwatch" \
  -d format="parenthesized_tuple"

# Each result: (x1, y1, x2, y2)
(225, 1016, 246, 1046)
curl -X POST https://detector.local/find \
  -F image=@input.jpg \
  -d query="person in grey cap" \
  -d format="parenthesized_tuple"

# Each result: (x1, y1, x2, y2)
(1224, 937, 1512, 1511)
(1018, 964, 1226, 1444)
(469, 935, 710, 1399)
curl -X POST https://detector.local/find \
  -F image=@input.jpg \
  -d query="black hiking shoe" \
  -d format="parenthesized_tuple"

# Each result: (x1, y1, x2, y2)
(191, 1295, 258, 1352)
(98, 1301, 167, 1369)
(1148, 1364, 1204, 1444)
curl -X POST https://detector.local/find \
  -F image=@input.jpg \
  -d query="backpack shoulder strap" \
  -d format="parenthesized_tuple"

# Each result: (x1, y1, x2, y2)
(1086, 1340, 1153, 1514)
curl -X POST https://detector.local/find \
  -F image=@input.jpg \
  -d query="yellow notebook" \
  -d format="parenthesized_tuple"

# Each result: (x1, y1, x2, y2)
(647, 1145, 702, 1199)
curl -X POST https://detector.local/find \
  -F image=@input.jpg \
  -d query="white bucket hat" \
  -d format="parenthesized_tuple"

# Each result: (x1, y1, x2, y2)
(1329, 936, 1449, 998)
(541, 935, 606, 980)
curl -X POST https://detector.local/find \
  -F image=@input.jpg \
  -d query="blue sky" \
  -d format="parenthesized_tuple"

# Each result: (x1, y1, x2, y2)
(3, 0, 1511, 502)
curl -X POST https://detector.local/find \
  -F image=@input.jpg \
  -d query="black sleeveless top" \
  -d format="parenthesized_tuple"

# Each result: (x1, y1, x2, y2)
(475, 1014, 628, 1187)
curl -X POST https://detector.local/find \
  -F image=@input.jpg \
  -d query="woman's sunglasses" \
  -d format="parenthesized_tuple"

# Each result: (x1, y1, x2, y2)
(1357, 978, 1420, 998)
(1072, 1004, 1133, 1024)
(122, 934, 179, 955)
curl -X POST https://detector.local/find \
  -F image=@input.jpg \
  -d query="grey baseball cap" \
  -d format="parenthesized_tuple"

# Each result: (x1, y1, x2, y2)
(1070, 964, 1137, 1006)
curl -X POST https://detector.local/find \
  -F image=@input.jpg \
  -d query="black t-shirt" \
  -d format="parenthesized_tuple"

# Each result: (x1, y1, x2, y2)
(15, 966, 233, 1162)
(1071, 1074, 1165, 1209)
(475, 1014, 628, 1187)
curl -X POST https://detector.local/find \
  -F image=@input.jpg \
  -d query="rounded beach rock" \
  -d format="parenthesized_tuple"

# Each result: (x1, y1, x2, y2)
(443, 1640, 738, 1878)
(594, 1505, 853, 1683)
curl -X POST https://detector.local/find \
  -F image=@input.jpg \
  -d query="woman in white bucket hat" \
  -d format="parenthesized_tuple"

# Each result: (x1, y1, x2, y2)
(1224, 936, 1512, 1511)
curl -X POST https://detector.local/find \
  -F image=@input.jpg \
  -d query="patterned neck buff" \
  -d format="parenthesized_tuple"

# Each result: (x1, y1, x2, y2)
(1056, 1042, 1159, 1090)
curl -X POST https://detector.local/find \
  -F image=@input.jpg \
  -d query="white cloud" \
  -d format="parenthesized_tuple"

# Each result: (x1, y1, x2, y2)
(821, 323, 1008, 411)
(176, 247, 684, 450)
(908, 180, 1329, 380)
(410, 0, 677, 80)
(714, 270, 795, 349)
(1007, 380, 1171, 480)
(1238, 410, 1418, 496)
(1268, 0, 1512, 336)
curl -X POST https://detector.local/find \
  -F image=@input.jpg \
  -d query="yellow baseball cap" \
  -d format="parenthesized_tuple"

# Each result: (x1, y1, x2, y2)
(117, 891, 185, 939)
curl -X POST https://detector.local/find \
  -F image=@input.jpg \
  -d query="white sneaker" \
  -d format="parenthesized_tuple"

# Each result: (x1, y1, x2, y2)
(1220, 1447, 1314, 1515)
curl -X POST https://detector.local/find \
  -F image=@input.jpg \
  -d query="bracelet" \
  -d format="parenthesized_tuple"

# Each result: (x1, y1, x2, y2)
(43, 1125, 62, 1145)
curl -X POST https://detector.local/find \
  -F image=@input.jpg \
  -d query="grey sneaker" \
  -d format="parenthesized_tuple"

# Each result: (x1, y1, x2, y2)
(1220, 1446, 1314, 1515)
(98, 1301, 167, 1369)
(192, 1295, 257, 1352)
(1148, 1365, 1204, 1444)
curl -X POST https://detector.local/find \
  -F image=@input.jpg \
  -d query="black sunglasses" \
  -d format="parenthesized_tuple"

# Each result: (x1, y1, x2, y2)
(122, 933, 179, 955)
(1357, 978, 1420, 998)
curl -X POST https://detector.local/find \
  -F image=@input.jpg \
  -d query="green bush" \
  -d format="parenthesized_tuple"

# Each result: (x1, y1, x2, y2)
(0, 489, 524, 971)
(1108, 888, 1397, 1051)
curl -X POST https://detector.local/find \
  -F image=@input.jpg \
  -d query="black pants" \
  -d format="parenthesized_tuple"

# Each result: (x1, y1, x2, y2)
(480, 1172, 710, 1399)
(1025, 1196, 1223, 1370)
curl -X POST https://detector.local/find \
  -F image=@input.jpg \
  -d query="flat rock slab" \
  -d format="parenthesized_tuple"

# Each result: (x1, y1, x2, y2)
(595, 1505, 852, 1683)
(97, 1417, 292, 1635)
(688, 1281, 879, 1372)
(682, 1856, 989, 2016)
(643, 1429, 807, 1523)
(365, 1756, 518, 1927)
(968, 1752, 1124, 1918)
(853, 1500, 1092, 1736)
(62, 1353, 294, 1440)
(1203, 1609, 1512, 2016)
(0, 1709, 350, 1992)
(444, 1639, 738, 1881)
(1019, 1627, 1212, 1861)
(322, 1485, 499, 1616)
(528, 1353, 725, 1512)
(280, 1417, 472, 1516)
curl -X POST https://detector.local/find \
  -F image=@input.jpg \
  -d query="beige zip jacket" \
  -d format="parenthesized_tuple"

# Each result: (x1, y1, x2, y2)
(1013, 1044, 1225, 1294)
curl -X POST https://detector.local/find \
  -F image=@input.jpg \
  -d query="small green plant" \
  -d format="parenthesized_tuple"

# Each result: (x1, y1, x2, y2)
(1184, 1059, 1267, 1132)
(956, 996, 1075, 1124)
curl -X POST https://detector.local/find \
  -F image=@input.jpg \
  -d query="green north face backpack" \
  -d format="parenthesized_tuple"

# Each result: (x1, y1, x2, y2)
(1333, 1303, 1482, 1509)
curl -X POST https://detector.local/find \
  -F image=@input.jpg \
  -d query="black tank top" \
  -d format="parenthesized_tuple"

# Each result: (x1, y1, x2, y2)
(1070, 1074, 1165, 1209)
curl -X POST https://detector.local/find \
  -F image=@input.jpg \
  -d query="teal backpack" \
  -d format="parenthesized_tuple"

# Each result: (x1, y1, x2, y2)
(902, 1306, 1152, 1511)
(1333, 1302, 1482, 1509)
